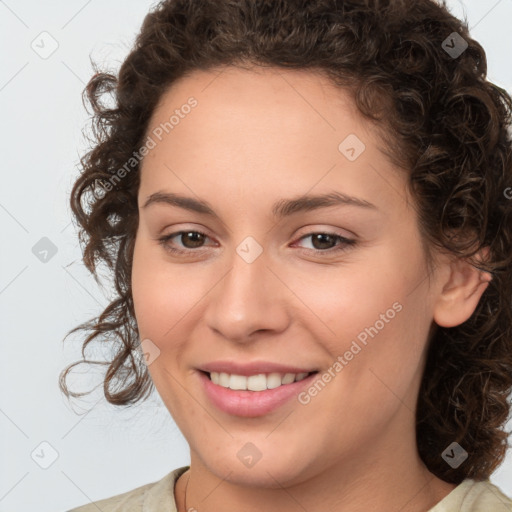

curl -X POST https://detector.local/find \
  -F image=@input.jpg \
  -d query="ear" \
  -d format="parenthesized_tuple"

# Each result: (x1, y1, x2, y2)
(433, 247, 493, 328)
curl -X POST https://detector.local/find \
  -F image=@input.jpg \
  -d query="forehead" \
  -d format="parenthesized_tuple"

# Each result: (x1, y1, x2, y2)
(139, 66, 409, 214)
(147, 65, 364, 141)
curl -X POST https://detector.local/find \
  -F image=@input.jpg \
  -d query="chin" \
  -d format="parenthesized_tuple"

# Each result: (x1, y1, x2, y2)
(199, 448, 316, 489)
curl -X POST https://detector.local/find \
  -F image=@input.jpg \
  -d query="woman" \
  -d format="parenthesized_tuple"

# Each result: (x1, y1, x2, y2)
(61, 0, 512, 510)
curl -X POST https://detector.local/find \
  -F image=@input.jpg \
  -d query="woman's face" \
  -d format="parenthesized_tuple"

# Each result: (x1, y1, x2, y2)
(131, 66, 445, 486)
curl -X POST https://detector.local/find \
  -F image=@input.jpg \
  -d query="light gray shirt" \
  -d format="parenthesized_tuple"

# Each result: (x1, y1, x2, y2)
(67, 465, 512, 511)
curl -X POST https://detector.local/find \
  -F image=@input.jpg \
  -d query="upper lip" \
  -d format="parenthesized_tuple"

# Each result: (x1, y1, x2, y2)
(198, 360, 318, 376)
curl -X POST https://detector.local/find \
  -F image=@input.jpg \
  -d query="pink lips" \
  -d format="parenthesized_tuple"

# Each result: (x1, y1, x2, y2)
(197, 368, 318, 417)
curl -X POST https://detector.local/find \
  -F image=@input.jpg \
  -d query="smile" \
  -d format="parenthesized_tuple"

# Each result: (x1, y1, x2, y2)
(198, 370, 319, 417)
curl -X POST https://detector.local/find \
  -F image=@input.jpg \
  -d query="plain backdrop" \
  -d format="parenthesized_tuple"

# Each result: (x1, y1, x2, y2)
(1, 1, 511, 511)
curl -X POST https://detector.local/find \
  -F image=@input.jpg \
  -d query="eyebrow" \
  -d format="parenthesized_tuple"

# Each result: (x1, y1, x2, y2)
(142, 190, 378, 219)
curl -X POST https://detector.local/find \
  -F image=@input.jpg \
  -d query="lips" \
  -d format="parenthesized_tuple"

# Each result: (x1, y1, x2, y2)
(196, 361, 320, 417)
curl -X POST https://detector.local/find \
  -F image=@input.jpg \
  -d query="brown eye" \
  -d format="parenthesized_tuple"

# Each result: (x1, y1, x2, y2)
(179, 231, 206, 248)
(295, 232, 357, 254)
(158, 230, 212, 254)
(310, 233, 338, 250)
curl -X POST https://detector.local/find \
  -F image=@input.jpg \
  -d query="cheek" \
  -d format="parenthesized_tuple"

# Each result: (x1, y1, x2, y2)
(130, 239, 200, 414)
(286, 256, 407, 351)
(131, 237, 203, 339)
(289, 243, 431, 391)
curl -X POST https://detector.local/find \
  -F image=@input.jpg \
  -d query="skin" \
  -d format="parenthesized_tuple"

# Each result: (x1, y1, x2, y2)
(131, 66, 491, 512)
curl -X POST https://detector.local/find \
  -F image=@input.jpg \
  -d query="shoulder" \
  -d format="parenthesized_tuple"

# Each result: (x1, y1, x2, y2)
(429, 478, 512, 512)
(460, 479, 512, 511)
(66, 466, 190, 512)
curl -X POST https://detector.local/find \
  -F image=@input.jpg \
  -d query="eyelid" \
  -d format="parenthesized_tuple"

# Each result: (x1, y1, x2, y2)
(158, 224, 216, 241)
(294, 225, 357, 240)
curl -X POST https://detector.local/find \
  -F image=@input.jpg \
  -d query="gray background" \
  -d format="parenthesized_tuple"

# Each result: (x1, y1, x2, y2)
(1, 1, 511, 510)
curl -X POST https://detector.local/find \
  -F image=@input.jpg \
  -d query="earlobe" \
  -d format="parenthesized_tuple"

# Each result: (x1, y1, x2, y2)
(433, 251, 493, 328)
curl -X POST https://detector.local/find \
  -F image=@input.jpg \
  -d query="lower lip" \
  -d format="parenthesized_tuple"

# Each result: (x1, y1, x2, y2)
(198, 371, 318, 417)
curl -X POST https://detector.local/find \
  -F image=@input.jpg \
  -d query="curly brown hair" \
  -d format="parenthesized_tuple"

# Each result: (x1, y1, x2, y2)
(60, 0, 512, 485)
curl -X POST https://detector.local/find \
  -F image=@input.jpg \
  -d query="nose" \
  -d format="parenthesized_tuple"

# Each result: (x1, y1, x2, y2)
(203, 244, 290, 343)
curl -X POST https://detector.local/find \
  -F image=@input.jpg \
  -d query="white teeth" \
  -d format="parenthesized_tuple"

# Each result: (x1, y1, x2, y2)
(219, 372, 230, 387)
(266, 373, 283, 389)
(208, 371, 312, 391)
(281, 373, 296, 385)
(247, 374, 267, 391)
(229, 374, 247, 390)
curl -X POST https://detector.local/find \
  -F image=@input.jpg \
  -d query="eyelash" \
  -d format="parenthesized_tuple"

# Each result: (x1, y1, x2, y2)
(157, 230, 357, 256)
